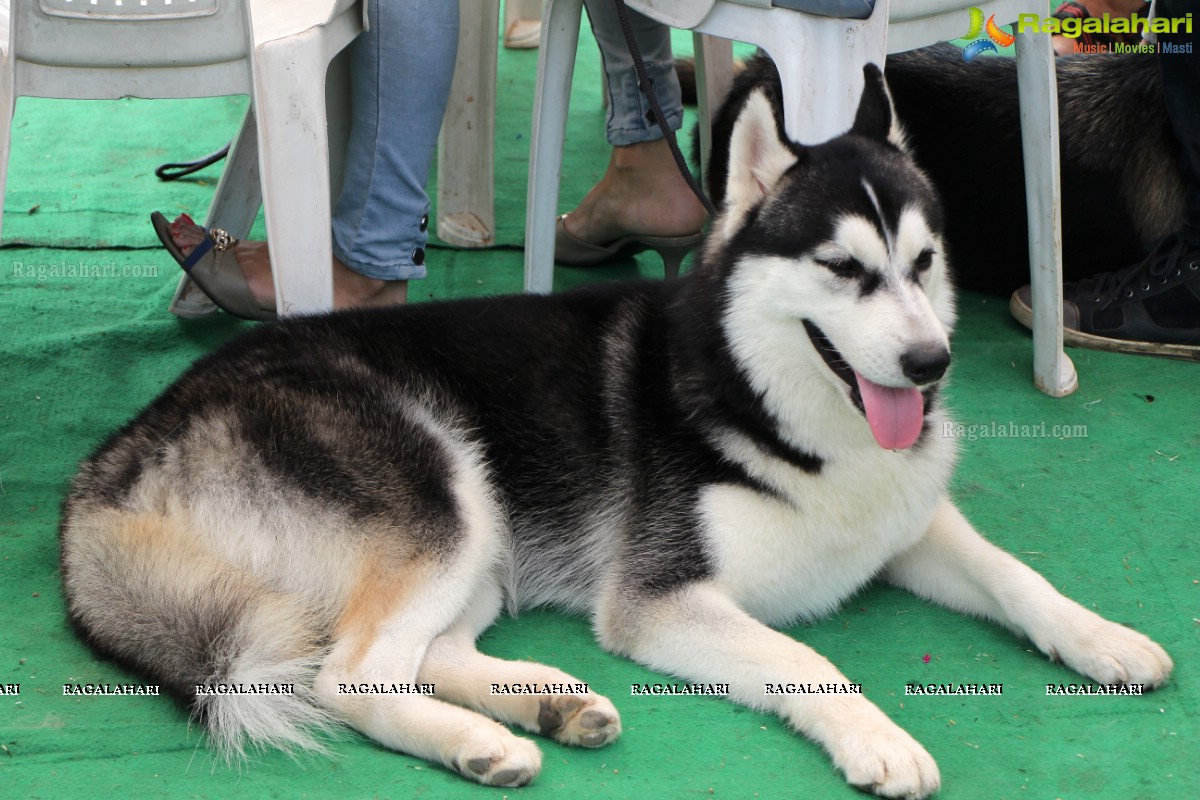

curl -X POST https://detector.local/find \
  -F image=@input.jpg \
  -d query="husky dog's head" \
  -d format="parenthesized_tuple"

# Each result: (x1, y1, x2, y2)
(707, 65, 955, 453)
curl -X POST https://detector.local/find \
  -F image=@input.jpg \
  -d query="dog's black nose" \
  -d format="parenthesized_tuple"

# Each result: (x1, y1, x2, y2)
(901, 346, 950, 385)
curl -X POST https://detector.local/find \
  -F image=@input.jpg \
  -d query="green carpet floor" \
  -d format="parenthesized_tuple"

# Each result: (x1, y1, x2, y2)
(1, 21, 1197, 800)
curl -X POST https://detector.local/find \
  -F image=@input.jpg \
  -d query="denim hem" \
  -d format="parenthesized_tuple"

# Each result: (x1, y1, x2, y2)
(335, 243, 429, 282)
(604, 60, 684, 146)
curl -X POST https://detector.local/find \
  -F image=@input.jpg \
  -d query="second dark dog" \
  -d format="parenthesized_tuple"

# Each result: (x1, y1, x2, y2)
(699, 45, 1182, 295)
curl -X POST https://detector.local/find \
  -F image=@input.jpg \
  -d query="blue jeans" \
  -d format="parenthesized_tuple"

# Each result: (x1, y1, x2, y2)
(584, 0, 684, 146)
(333, 0, 680, 280)
(332, 0, 458, 281)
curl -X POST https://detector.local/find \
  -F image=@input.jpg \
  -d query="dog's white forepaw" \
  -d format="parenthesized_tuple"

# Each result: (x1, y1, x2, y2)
(537, 692, 622, 748)
(450, 730, 542, 787)
(830, 717, 941, 799)
(1046, 615, 1173, 688)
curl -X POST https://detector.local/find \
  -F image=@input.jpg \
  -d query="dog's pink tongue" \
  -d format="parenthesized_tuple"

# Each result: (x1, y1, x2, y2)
(854, 372, 925, 450)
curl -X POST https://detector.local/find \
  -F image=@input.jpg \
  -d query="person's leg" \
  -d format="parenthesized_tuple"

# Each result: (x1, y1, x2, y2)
(1011, 0, 1200, 357)
(559, 1, 706, 248)
(586, 0, 682, 148)
(332, 0, 458, 285)
(167, 0, 458, 310)
(1156, 0, 1200, 247)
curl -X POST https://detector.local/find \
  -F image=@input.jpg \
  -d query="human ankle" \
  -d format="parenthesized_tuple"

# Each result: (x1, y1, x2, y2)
(610, 139, 674, 172)
(332, 257, 410, 309)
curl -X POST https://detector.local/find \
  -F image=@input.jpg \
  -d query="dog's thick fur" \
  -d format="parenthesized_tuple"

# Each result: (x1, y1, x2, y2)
(706, 46, 1184, 295)
(60, 68, 1171, 798)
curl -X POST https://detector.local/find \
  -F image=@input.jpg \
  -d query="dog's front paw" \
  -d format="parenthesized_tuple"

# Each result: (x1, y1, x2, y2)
(537, 692, 622, 748)
(450, 730, 542, 787)
(829, 715, 940, 799)
(1047, 614, 1173, 688)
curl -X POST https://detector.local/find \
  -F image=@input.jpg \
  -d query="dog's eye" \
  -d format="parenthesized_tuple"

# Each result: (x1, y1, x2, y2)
(913, 249, 935, 272)
(816, 257, 865, 279)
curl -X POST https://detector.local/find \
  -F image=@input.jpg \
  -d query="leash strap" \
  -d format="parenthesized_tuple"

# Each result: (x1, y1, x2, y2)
(155, 144, 231, 182)
(612, 0, 718, 218)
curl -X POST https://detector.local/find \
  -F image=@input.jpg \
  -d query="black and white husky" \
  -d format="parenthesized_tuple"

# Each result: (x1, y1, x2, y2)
(60, 68, 1170, 798)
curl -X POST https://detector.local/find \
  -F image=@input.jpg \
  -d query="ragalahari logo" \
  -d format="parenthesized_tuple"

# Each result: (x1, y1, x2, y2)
(960, 7, 1015, 62)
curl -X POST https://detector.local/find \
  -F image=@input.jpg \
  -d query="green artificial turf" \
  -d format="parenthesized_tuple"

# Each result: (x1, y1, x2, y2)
(1, 18, 1197, 800)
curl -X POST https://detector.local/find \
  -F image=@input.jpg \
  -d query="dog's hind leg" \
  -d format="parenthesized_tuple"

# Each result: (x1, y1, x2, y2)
(416, 581, 621, 748)
(597, 582, 942, 800)
(313, 556, 542, 787)
(884, 498, 1173, 688)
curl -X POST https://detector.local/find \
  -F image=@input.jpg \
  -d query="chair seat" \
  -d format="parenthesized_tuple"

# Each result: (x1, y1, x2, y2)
(889, 0, 982, 22)
(631, 0, 875, 27)
(772, 0, 875, 20)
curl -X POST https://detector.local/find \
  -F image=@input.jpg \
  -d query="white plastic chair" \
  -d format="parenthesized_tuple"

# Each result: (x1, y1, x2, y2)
(0, 0, 364, 317)
(524, 0, 1077, 398)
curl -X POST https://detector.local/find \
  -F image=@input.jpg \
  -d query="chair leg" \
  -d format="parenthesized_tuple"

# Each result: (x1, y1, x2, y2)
(249, 30, 337, 315)
(524, 0, 584, 294)
(325, 45, 354, 203)
(1015, 30, 1077, 397)
(437, 0, 498, 248)
(170, 105, 265, 318)
(0, 46, 15, 246)
(693, 32, 733, 191)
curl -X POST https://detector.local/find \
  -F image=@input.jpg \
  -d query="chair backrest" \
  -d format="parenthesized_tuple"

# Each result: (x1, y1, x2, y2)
(6, 0, 252, 99)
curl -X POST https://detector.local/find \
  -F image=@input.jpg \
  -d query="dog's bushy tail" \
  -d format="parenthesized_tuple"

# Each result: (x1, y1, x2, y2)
(60, 506, 338, 759)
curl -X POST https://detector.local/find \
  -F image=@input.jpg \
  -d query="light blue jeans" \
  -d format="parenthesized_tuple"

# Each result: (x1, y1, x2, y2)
(584, 0, 683, 146)
(332, 0, 458, 281)
(332, 0, 681, 281)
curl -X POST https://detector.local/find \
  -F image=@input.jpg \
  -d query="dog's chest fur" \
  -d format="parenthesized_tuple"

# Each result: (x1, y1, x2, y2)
(699, 424, 956, 626)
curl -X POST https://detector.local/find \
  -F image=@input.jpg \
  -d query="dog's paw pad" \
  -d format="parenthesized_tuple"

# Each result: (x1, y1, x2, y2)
(452, 733, 542, 787)
(490, 768, 529, 786)
(465, 757, 492, 775)
(579, 709, 610, 729)
(537, 693, 621, 748)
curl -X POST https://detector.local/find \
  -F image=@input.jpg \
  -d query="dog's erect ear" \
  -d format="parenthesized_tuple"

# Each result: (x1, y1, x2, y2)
(850, 64, 907, 151)
(723, 88, 799, 217)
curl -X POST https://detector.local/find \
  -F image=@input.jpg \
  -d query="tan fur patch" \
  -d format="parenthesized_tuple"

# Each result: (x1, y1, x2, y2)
(335, 552, 432, 667)
(111, 511, 247, 586)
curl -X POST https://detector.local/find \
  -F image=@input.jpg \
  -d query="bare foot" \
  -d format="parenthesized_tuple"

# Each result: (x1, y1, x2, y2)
(167, 214, 407, 311)
(562, 139, 708, 245)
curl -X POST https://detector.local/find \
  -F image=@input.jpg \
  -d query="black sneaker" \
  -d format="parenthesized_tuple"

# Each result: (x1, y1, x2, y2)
(1010, 235, 1200, 360)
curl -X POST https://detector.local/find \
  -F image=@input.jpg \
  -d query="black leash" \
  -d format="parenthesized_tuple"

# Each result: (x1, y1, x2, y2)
(612, 0, 717, 218)
(155, 143, 230, 181)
